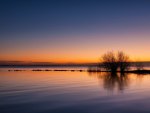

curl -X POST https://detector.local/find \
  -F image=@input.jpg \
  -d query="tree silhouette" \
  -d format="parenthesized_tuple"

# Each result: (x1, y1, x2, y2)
(117, 51, 130, 73)
(101, 51, 130, 73)
(101, 51, 118, 73)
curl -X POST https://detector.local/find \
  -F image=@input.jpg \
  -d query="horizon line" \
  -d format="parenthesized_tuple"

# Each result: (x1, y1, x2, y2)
(1, 60, 150, 65)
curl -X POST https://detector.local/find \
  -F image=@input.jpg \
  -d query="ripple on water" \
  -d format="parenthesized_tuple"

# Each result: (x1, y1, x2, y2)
(1, 70, 150, 113)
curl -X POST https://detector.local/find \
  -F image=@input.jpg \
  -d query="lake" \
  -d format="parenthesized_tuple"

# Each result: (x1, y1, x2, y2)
(0, 67, 150, 113)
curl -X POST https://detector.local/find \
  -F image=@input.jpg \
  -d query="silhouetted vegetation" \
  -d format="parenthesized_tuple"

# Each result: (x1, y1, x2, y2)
(101, 51, 118, 73)
(100, 51, 130, 73)
(117, 51, 130, 73)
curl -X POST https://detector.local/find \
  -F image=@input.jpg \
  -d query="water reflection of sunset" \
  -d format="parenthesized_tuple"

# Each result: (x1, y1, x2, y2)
(1, 71, 150, 94)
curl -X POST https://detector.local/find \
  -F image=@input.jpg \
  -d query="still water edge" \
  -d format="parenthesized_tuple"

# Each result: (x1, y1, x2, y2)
(0, 68, 150, 113)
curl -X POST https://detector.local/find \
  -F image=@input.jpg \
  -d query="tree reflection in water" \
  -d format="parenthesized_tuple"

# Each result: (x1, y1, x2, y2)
(103, 73, 129, 92)
(88, 72, 130, 93)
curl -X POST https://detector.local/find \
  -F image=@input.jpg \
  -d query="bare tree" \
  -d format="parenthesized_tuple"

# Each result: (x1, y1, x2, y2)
(117, 51, 130, 73)
(101, 51, 118, 73)
(101, 51, 130, 73)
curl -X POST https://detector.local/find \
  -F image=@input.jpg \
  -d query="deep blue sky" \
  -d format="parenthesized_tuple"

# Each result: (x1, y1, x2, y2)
(0, 0, 150, 62)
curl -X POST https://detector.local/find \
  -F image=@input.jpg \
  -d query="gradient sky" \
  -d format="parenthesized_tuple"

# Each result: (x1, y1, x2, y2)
(0, 0, 150, 63)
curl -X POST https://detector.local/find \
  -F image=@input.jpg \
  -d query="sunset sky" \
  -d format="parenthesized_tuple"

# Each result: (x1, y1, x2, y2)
(0, 0, 150, 63)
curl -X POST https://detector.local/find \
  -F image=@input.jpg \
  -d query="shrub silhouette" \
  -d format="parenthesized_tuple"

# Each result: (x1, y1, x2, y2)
(101, 51, 130, 73)
(101, 51, 118, 73)
(117, 51, 130, 73)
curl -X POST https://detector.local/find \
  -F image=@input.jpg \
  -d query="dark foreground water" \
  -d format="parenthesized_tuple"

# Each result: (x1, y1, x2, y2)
(1, 68, 150, 113)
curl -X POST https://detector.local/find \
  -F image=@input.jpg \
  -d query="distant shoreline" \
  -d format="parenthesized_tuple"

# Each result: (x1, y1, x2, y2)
(0, 64, 97, 68)
(5, 69, 150, 74)
(1, 61, 150, 67)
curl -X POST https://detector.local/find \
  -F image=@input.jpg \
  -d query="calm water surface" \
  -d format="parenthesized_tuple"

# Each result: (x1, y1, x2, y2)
(0, 68, 150, 113)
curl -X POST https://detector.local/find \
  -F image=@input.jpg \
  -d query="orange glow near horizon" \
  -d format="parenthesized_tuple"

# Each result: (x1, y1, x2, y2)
(1, 50, 150, 63)
(1, 33, 150, 63)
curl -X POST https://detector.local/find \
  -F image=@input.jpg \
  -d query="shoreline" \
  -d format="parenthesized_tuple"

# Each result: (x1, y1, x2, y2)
(5, 69, 150, 74)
